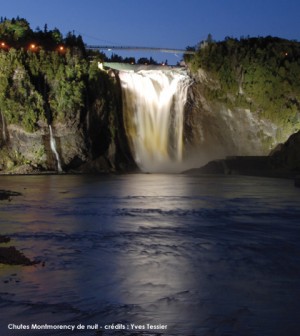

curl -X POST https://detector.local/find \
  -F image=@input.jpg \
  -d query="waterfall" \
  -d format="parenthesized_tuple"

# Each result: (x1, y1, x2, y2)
(49, 125, 63, 172)
(1, 111, 6, 142)
(119, 68, 191, 173)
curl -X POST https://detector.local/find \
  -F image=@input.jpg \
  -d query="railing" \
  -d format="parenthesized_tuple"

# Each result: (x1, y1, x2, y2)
(86, 45, 196, 55)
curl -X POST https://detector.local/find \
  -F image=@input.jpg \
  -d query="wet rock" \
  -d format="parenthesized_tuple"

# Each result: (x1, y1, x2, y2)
(270, 130, 300, 173)
(185, 156, 274, 177)
(185, 160, 226, 174)
(0, 246, 38, 266)
(0, 235, 10, 243)
(0, 234, 38, 266)
(185, 130, 300, 179)
(0, 190, 22, 200)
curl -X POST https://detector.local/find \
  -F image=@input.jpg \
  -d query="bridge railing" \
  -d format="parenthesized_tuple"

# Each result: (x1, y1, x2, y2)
(86, 45, 196, 55)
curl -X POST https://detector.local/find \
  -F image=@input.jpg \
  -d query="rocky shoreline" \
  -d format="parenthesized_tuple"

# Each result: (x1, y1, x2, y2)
(0, 234, 38, 266)
(0, 189, 22, 200)
(185, 130, 300, 187)
(0, 190, 38, 266)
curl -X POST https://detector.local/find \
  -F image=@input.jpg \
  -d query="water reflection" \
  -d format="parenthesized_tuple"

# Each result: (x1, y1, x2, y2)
(0, 175, 300, 335)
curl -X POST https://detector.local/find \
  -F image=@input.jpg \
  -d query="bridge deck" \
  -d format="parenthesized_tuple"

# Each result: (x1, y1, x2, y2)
(86, 45, 196, 55)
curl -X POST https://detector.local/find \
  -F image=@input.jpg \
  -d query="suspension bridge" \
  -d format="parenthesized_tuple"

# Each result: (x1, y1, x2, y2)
(86, 45, 196, 55)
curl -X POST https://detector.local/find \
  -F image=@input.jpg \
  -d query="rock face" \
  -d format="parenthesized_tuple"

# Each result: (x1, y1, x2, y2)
(182, 69, 282, 170)
(1, 121, 87, 173)
(1, 34, 300, 175)
(0, 70, 136, 174)
(0, 44, 137, 175)
(0, 55, 299, 175)
(186, 130, 300, 179)
(270, 131, 300, 174)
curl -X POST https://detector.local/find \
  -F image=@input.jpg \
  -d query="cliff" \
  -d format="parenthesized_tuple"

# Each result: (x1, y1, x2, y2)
(1, 21, 300, 175)
(185, 130, 300, 181)
(0, 44, 135, 174)
(0, 18, 136, 174)
(182, 36, 300, 170)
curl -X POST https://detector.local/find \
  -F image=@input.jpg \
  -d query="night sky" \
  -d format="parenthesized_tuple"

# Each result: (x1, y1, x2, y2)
(2, 0, 300, 64)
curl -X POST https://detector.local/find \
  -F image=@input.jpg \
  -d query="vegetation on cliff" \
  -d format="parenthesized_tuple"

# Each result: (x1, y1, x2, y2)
(0, 17, 132, 172)
(0, 18, 102, 132)
(186, 36, 300, 137)
(0, 48, 89, 132)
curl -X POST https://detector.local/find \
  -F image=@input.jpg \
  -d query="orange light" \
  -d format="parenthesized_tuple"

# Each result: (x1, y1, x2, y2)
(57, 45, 66, 53)
(1, 42, 5, 47)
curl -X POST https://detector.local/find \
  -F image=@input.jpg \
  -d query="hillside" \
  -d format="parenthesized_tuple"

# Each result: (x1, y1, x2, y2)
(186, 36, 300, 140)
(0, 18, 134, 173)
(1, 18, 300, 174)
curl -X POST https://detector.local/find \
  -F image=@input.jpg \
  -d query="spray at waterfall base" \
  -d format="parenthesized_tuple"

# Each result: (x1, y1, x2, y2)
(118, 67, 276, 173)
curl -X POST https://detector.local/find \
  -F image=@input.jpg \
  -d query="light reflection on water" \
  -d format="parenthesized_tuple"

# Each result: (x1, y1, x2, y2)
(0, 174, 300, 336)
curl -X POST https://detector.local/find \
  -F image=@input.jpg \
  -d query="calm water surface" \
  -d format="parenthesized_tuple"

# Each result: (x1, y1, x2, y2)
(0, 174, 300, 336)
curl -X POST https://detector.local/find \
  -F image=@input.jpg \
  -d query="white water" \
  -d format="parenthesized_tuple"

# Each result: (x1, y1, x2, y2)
(119, 69, 191, 173)
(49, 125, 63, 172)
(1, 111, 6, 142)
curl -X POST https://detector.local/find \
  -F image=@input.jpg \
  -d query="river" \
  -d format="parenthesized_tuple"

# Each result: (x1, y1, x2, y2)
(0, 174, 300, 336)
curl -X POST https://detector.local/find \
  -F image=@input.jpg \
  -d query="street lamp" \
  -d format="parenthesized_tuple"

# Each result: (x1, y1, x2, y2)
(29, 43, 37, 51)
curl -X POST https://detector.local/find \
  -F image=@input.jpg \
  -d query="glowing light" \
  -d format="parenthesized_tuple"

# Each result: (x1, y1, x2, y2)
(98, 62, 104, 70)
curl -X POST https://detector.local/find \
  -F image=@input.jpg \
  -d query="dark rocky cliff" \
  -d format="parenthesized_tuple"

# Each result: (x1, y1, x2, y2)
(0, 18, 136, 174)
(1, 32, 300, 176)
(185, 130, 300, 180)
(0, 52, 136, 174)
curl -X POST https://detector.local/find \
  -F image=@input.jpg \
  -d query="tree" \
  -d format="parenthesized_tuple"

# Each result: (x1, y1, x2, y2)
(206, 33, 213, 44)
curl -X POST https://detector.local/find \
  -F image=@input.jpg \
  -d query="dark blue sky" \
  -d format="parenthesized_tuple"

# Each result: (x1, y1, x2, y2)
(2, 0, 300, 64)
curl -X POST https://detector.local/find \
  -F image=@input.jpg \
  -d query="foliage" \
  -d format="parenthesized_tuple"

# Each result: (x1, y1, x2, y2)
(0, 17, 85, 52)
(0, 17, 115, 133)
(0, 17, 31, 45)
(0, 47, 90, 131)
(187, 36, 300, 132)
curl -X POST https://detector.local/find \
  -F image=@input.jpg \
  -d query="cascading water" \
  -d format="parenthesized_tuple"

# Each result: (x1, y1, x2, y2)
(49, 125, 63, 172)
(119, 68, 191, 173)
(1, 111, 6, 142)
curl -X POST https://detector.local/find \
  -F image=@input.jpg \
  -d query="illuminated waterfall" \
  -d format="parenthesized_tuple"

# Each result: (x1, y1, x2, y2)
(119, 69, 191, 173)
(49, 125, 62, 172)
(1, 111, 6, 142)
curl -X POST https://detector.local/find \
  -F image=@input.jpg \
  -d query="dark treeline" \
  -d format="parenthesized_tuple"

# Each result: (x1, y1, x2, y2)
(0, 17, 115, 133)
(0, 17, 163, 133)
(0, 17, 85, 55)
(0, 17, 161, 65)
